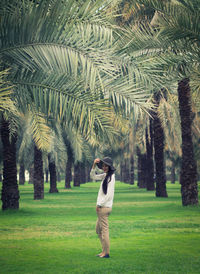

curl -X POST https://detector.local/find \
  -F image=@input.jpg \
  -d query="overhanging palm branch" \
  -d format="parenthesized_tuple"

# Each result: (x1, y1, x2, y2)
(0, 0, 154, 119)
(18, 108, 52, 152)
(0, 69, 17, 115)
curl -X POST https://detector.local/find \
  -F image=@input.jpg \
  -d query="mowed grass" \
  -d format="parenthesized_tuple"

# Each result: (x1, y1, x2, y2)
(0, 181, 200, 274)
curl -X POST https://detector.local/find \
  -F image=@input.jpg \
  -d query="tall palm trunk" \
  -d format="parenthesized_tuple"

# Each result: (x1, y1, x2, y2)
(146, 120, 155, 191)
(65, 146, 73, 188)
(178, 78, 198, 206)
(19, 162, 25, 185)
(130, 154, 134, 185)
(48, 155, 58, 193)
(137, 147, 142, 187)
(139, 153, 147, 188)
(33, 145, 44, 200)
(74, 162, 81, 187)
(120, 160, 125, 182)
(29, 166, 34, 184)
(153, 91, 168, 197)
(45, 169, 49, 183)
(171, 160, 176, 184)
(1, 117, 19, 210)
(80, 162, 86, 184)
(124, 157, 130, 183)
(86, 163, 91, 182)
(65, 160, 72, 188)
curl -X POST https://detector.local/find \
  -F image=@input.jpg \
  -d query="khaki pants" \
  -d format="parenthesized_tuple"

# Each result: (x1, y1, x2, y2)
(96, 207, 112, 254)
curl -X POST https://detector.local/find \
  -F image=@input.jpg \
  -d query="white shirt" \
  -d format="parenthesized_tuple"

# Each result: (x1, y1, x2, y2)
(90, 168, 115, 208)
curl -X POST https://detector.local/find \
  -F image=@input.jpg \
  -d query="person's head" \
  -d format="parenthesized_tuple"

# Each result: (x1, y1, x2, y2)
(96, 157, 115, 174)
(102, 163, 110, 174)
(97, 157, 115, 194)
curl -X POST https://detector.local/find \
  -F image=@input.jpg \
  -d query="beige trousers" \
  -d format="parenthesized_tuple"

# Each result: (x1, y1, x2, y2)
(96, 207, 112, 254)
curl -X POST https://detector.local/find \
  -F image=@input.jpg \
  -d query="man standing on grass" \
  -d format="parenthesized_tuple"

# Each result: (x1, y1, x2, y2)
(90, 157, 116, 259)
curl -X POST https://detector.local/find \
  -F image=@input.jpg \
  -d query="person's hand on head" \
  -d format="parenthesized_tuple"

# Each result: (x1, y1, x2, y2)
(94, 158, 100, 164)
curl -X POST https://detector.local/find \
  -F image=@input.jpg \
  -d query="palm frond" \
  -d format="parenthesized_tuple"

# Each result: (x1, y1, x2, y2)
(28, 105, 52, 151)
(0, 69, 18, 114)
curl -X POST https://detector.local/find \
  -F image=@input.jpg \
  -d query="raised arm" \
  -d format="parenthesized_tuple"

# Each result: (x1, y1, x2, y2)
(90, 158, 105, 181)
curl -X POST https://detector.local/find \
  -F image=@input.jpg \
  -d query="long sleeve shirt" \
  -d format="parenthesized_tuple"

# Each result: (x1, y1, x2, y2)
(90, 168, 115, 208)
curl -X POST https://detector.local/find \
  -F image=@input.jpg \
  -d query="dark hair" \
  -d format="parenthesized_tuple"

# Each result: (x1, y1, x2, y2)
(102, 167, 114, 195)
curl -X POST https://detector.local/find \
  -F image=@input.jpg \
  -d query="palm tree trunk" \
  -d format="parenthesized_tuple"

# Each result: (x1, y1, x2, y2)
(19, 162, 25, 185)
(124, 157, 130, 183)
(120, 160, 126, 182)
(171, 160, 176, 184)
(146, 121, 155, 191)
(57, 172, 61, 182)
(33, 145, 44, 200)
(139, 153, 147, 188)
(45, 169, 49, 183)
(80, 162, 86, 184)
(137, 147, 142, 187)
(29, 166, 34, 184)
(48, 155, 58, 193)
(65, 144, 73, 188)
(74, 162, 81, 187)
(86, 163, 91, 182)
(65, 159, 72, 189)
(178, 78, 198, 205)
(153, 91, 168, 197)
(1, 117, 19, 210)
(130, 154, 134, 185)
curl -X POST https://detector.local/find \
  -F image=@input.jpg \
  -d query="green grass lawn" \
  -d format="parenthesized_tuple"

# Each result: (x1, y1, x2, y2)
(0, 181, 200, 274)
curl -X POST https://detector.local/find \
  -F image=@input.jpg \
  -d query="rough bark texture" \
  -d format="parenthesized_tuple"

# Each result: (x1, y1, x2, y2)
(80, 162, 86, 184)
(65, 145, 73, 188)
(29, 166, 34, 184)
(153, 91, 168, 197)
(65, 159, 72, 189)
(139, 153, 147, 188)
(120, 160, 125, 182)
(171, 160, 176, 184)
(86, 164, 91, 182)
(137, 147, 142, 187)
(48, 155, 58, 193)
(33, 145, 44, 200)
(130, 154, 134, 185)
(1, 117, 19, 210)
(178, 78, 198, 205)
(120, 155, 130, 183)
(124, 158, 130, 183)
(146, 121, 155, 191)
(45, 169, 49, 183)
(73, 162, 81, 187)
(57, 172, 61, 182)
(19, 163, 25, 185)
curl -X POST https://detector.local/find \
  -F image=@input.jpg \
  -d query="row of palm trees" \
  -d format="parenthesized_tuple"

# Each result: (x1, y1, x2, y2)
(0, 0, 199, 209)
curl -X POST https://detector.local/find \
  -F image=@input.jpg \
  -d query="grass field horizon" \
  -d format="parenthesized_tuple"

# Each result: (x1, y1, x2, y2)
(0, 181, 200, 273)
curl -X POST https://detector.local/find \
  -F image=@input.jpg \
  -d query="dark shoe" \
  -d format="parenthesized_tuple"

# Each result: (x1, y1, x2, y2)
(100, 254, 110, 258)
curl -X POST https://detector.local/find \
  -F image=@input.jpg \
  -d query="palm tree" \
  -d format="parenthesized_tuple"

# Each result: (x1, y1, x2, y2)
(142, 0, 199, 204)
(178, 78, 198, 205)
(0, 0, 155, 209)
(1, 116, 19, 209)
(146, 118, 155, 190)
(48, 154, 58, 193)
(0, 69, 19, 209)
(153, 91, 168, 197)
(120, 0, 199, 205)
